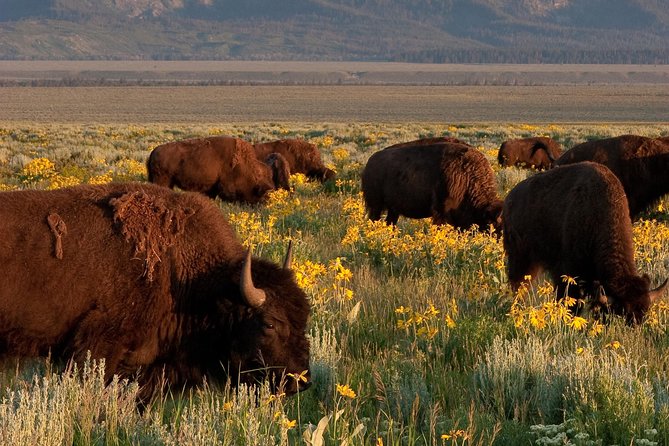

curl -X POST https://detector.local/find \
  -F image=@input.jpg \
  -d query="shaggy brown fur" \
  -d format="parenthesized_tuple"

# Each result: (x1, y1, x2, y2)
(146, 136, 284, 204)
(361, 141, 503, 232)
(555, 134, 669, 218)
(0, 183, 311, 397)
(253, 138, 335, 182)
(498, 136, 562, 170)
(503, 162, 667, 323)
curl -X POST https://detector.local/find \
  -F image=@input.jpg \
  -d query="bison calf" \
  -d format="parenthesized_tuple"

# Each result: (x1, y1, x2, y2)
(253, 138, 335, 182)
(498, 136, 562, 170)
(147, 136, 290, 203)
(554, 134, 669, 218)
(0, 183, 311, 397)
(361, 141, 503, 232)
(503, 161, 667, 323)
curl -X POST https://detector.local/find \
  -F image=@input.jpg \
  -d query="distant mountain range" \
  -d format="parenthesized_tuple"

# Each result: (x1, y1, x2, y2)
(1, 0, 668, 62)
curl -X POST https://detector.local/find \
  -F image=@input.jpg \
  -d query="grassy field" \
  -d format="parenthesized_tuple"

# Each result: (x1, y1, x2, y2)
(1, 121, 669, 445)
(1, 85, 669, 124)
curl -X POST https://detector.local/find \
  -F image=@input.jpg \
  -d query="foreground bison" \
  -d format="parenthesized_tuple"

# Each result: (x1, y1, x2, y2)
(253, 138, 335, 182)
(503, 162, 667, 323)
(498, 136, 562, 170)
(0, 183, 311, 397)
(554, 134, 669, 218)
(147, 136, 290, 203)
(361, 141, 503, 232)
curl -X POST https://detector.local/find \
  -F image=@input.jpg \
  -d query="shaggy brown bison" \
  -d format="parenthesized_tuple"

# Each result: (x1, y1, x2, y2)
(361, 141, 503, 232)
(253, 138, 335, 182)
(0, 183, 311, 397)
(503, 162, 667, 323)
(147, 136, 290, 203)
(554, 134, 669, 218)
(498, 136, 562, 170)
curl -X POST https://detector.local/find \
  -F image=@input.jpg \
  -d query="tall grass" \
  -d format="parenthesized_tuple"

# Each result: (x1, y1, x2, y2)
(0, 122, 668, 445)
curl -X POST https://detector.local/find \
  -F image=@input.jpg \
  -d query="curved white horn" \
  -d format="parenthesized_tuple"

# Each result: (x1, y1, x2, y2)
(650, 278, 669, 302)
(283, 240, 293, 270)
(240, 249, 266, 308)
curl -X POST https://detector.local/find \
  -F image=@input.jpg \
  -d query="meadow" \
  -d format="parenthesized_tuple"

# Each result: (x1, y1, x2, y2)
(1, 121, 669, 445)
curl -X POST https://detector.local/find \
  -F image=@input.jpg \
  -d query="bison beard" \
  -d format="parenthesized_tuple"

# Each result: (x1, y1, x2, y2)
(0, 183, 311, 399)
(503, 162, 667, 323)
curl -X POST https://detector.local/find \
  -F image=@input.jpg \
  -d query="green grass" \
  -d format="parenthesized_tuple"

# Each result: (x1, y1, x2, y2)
(0, 122, 669, 445)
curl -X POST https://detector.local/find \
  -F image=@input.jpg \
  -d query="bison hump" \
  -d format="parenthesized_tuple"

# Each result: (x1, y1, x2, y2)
(110, 190, 194, 281)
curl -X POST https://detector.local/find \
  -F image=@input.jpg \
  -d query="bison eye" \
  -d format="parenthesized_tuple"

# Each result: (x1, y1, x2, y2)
(264, 322, 275, 330)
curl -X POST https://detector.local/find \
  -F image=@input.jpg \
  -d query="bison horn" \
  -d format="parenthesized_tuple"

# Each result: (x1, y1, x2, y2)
(650, 278, 669, 302)
(283, 240, 293, 270)
(241, 249, 266, 308)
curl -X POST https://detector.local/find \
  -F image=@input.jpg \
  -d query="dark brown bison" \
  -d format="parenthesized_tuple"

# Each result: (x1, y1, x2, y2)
(253, 138, 335, 182)
(497, 136, 562, 170)
(361, 141, 503, 232)
(503, 161, 667, 323)
(147, 136, 290, 203)
(554, 134, 669, 218)
(0, 183, 311, 397)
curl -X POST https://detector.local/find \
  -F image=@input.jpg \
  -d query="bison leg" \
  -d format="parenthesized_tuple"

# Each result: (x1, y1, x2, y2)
(385, 210, 400, 225)
(507, 258, 540, 292)
(367, 206, 383, 222)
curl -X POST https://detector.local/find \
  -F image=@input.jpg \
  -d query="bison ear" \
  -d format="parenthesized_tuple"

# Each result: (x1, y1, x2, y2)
(283, 240, 293, 270)
(240, 249, 266, 308)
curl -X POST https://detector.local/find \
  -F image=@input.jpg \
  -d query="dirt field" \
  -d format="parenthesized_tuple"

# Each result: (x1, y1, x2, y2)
(1, 84, 668, 123)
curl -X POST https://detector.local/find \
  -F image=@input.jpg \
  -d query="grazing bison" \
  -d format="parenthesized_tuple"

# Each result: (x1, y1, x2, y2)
(503, 162, 667, 323)
(498, 136, 562, 170)
(0, 183, 311, 397)
(361, 141, 503, 232)
(147, 136, 290, 203)
(554, 134, 669, 218)
(253, 138, 335, 182)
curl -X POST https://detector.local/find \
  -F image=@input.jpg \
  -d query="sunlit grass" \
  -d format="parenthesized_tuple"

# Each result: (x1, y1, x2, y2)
(0, 122, 668, 445)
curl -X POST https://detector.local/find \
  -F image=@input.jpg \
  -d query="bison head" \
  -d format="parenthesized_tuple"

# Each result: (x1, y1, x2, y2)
(604, 275, 668, 324)
(264, 152, 291, 191)
(228, 246, 311, 395)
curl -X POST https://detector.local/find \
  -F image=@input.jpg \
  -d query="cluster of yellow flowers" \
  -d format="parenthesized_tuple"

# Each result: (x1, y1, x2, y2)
(114, 158, 146, 180)
(632, 219, 669, 264)
(266, 186, 320, 220)
(292, 257, 354, 306)
(20, 157, 56, 184)
(341, 195, 504, 280)
(46, 175, 81, 190)
(226, 211, 276, 250)
(336, 383, 357, 399)
(312, 135, 335, 148)
(395, 301, 457, 340)
(332, 147, 350, 162)
(509, 278, 604, 335)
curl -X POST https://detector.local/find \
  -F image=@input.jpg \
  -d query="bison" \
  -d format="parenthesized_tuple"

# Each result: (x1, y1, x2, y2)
(361, 141, 503, 232)
(503, 161, 667, 323)
(497, 136, 562, 170)
(0, 183, 311, 397)
(147, 136, 290, 203)
(253, 138, 335, 182)
(554, 134, 669, 218)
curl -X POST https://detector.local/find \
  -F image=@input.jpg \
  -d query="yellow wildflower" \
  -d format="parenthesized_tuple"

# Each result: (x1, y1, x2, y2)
(336, 383, 356, 399)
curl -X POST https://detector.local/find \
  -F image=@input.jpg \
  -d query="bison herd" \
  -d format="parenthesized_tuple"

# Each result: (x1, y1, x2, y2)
(0, 131, 668, 401)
